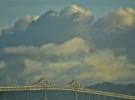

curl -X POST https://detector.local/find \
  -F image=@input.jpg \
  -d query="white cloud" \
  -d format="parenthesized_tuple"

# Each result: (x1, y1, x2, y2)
(20, 48, 135, 85)
(0, 5, 135, 85)
(0, 61, 6, 69)
(24, 59, 42, 72)
(4, 37, 92, 56)
(3, 36, 135, 85)
(0, 5, 93, 46)
(76, 50, 135, 82)
(60, 5, 93, 23)
(14, 15, 39, 32)
(22, 59, 81, 84)
(1, 15, 39, 36)
(94, 7, 135, 34)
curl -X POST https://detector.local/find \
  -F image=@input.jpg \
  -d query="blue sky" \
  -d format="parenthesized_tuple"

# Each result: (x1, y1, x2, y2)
(0, 0, 135, 85)
(1, 0, 135, 31)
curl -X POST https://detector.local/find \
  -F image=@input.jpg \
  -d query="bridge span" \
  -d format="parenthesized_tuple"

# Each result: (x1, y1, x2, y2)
(0, 78, 135, 100)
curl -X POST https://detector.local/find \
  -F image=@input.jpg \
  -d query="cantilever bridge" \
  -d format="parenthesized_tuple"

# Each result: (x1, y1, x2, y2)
(0, 78, 135, 100)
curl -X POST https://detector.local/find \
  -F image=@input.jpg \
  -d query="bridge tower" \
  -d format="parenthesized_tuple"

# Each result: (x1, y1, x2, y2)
(33, 77, 51, 100)
(68, 80, 83, 100)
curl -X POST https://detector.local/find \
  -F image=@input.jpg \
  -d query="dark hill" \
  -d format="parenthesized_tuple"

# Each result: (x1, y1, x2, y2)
(88, 82, 135, 96)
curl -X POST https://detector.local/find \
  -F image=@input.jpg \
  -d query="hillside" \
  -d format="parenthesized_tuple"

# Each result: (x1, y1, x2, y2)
(89, 82, 135, 96)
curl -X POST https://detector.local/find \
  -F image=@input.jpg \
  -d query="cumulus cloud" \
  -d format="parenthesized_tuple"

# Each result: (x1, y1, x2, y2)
(25, 4, 93, 44)
(91, 7, 135, 62)
(0, 5, 135, 85)
(20, 48, 135, 85)
(13, 15, 39, 32)
(94, 7, 135, 34)
(1, 15, 39, 36)
(4, 37, 92, 56)
(0, 5, 93, 47)
(60, 5, 93, 23)
(22, 59, 81, 84)
(77, 50, 135, 81)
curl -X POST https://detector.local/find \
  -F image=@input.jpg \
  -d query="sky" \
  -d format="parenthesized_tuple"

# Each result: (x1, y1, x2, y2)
(0, 0, 135, 86)
(1, 0, 135, 31)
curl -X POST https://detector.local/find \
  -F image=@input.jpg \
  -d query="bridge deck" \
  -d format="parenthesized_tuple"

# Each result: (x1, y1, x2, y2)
(0, 85, 135, 100)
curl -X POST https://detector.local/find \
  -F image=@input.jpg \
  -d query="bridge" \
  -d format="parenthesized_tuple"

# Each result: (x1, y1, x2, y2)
(0, 78, 135, 100)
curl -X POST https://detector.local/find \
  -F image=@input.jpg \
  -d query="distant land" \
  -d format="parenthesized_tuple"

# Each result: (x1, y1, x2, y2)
(89, 82, 135, 96)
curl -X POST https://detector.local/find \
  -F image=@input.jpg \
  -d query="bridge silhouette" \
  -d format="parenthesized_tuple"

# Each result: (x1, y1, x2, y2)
(0, 78, 135, 100)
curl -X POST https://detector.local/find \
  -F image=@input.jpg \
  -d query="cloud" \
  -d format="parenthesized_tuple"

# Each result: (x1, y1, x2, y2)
(60, 5, 93, 23)
(13, 15, 39, 32)
(91, 7, 135, 62)
(3, 37, 93, 84)
(94, 7, 135, 34)
(1, 15, 39, 36)
(20, 48, 135, 85)
(77, 50, 135, 81)
(0, 5, 94, 85)
(25, 4, 93, 44)
(0, 5, 93, 47)
(0, 61, 6, 69)
(4, 37, 92, 56)
(0, 5, 135, 85)
(22, 59, 81, 84)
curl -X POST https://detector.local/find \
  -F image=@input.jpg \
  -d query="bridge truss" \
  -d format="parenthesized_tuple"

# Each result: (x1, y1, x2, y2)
(0, 78, 135, 100)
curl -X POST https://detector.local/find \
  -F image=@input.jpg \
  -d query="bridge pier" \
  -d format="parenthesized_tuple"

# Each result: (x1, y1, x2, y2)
(44, 89, 47, 100)
(71, 91, 78, 100)
(103, 95, 106, 100)
(40, 88, 48, 100)
(0, 91, 5, 100)
(110, 96, 113, 100)
(88, 94, 91, 100)
(75, 92, 78, 100)
(4, 92, 5, 100)
(25, 90, 28, 100)
(13, 91, 18, 100)
(15, 91, 18, 100)
(96, 94, 98, 100)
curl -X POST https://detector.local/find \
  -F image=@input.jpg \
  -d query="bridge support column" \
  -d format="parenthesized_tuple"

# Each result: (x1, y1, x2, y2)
(44, 89, 47, 100)
(0, 91, 5, 100)
(13, 91, 15, 100)
(75, 92, 78, 100)
(110, 96, 113, 100)
(88, 94, 90, 100)
(71, 91, 78, 100)
(14, 91, 18, 100)
(25, 90, 28, 100)
(103, 95, 106, 100)
(0, 92, 1, 100)
(3, 92, 5, 100)
(96, 94, 98, 100)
